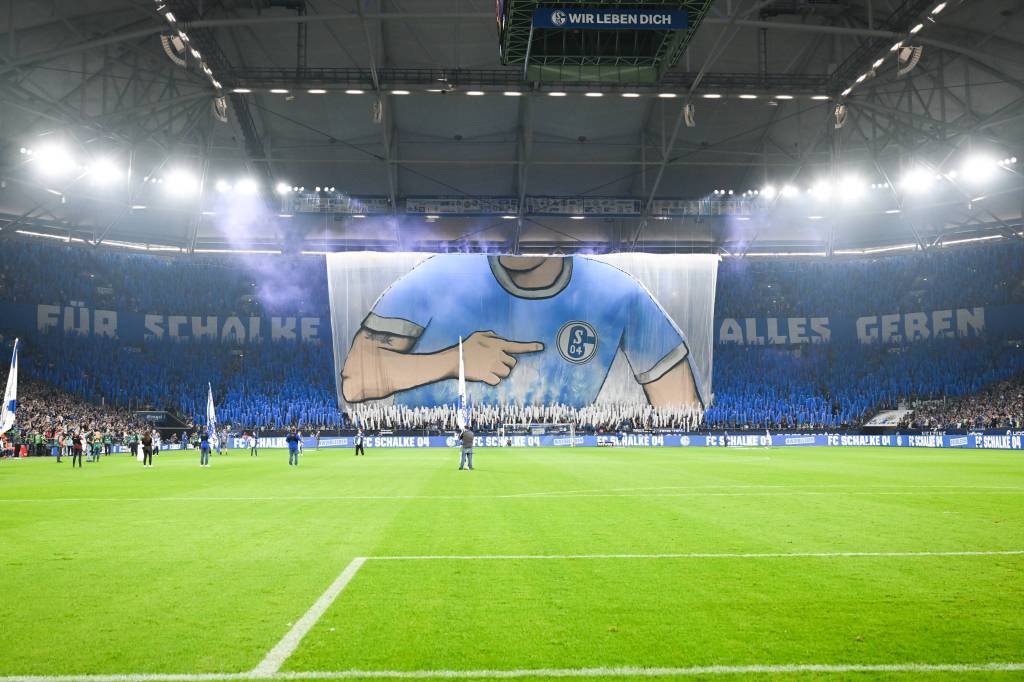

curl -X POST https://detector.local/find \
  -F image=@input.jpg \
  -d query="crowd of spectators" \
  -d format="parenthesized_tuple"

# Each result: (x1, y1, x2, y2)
(349, 402, 704, 433)
(17, 331, 343, 430)
(900, 373, 1024, 431)
(716, 242, 1024, 319)
(705, 338, 1024, 430)
(1, 378, 149, 457)
(2, 237, 1023, 435)
(0, 241, 329, 317)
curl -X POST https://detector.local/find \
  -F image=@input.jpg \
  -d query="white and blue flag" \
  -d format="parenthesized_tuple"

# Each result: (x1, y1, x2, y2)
(0, 339, 19, 434)
(456, 335, 468, 430)
(206, 382, 219, 451)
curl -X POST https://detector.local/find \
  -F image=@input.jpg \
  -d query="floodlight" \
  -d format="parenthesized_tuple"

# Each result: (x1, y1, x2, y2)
(345, 89, 365, 95)
(702, 93, 722, 99)
(585, 92, 604, 97)
(899, 167, 933, 193)
(810, 179, 833, 200)
(780, 184, 799, 198)
(466, 91, 485, 96)
(837, 174, 866, 201)
(275, 182, 292, 195)
(34, 144, 77, 178)
(235, 177, 259, 195)
(960, 155, 997, 183)
(214, 179, 232, 193)
(88, 158, 123, 185)
(164, 168, 199, 195)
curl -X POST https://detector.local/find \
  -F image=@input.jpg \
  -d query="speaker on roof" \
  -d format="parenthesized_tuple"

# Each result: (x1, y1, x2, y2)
(160, 34, 188, 68)
(834, 103, 847, 129)
(897, 46, 923, 77)
(683, 103, 696, 128)
(212, 96, 229, 123)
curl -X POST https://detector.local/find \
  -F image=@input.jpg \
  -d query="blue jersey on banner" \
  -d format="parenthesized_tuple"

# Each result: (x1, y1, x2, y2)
(363, 255, 691, 407)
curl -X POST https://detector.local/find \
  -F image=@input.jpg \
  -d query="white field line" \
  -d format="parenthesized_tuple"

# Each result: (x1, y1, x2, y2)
(250, 558, 367, 677)
(367, 550, 1024, 561)
(2, 484, 1023, 504)
(2, 662, 1024, 681)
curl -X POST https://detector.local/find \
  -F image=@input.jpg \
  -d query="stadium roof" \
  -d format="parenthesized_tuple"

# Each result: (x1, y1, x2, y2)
(0, 0, 1023, 255)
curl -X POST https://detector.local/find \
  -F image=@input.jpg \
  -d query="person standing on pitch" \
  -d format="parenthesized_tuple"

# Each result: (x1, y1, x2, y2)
(71, 432, 83, 468)
(354, 429, 365, 456)
(142, 431, 153, 467)
(199, 431, 211, 467)
(250, 429, 259, 457)
(286, 431, 300, 467)
(458, 426, 474, 470)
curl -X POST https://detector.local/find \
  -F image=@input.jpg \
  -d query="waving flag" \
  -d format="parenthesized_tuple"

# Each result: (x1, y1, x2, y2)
(206, 382, 219, 451)
(1, 339, 19, 434)
(456, 336, 468, 430)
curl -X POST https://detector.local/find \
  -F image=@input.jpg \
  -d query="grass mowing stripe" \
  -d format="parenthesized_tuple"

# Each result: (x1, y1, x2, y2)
(251, 558, 368, 676)
(3, 662, 1024, 680)
(3, 489, 1023, 503)
(366, 550, 1024, 560)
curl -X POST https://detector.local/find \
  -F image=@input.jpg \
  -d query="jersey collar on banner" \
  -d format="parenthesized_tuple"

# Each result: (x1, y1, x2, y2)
(487, 256, 573, 300)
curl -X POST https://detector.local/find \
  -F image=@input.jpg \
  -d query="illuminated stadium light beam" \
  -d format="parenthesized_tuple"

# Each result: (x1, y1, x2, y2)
(810, 180, 833, 200)
(235, 177, 260, 195)
(780, 185, 799, 198)
(899, 167, 934, 194)
(163, 168, 199, 196)
(33, 144, 78, 178)
(87, 158, 123, 186)
(275, 182, 292, 195)
(214, 179, 232, 193)
(959, 155, 999, 183)
(837, 174, 866, 202)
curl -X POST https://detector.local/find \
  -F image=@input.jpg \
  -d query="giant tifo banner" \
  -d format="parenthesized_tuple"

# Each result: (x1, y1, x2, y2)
(327, 253, 719, 410)
(0, 302, 327, 344)
(715, 304, 1024, 345)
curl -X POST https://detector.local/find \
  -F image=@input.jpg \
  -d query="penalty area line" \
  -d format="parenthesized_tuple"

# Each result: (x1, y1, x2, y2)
(2, 662, 1024, 681)
(250, 557, 367, 677)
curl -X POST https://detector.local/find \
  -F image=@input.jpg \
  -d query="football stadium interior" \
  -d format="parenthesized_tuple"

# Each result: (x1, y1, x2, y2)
(0, 0, 1022, 679)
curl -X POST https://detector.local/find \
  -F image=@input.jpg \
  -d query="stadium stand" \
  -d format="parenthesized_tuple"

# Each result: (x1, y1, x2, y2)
(715, 242, 1024, 319)
(2, 239, 1023, 433)
(900, 373, 1024, 430)
(706, 339, 1024, 429)
(0, 241, 329, 317)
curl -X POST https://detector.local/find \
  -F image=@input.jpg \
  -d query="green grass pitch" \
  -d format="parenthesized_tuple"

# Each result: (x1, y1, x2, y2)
(0, 445, 1022, 681)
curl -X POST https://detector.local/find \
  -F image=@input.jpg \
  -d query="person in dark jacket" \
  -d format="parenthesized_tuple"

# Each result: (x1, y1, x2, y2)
(71, 432, 83, 468)
(142, 432, 154, 468)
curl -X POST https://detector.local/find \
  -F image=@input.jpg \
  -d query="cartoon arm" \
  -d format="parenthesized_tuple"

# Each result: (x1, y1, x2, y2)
(641, 360, 699, 409)
(622, 281, 704, 410)
(341, 323, 543, 403)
